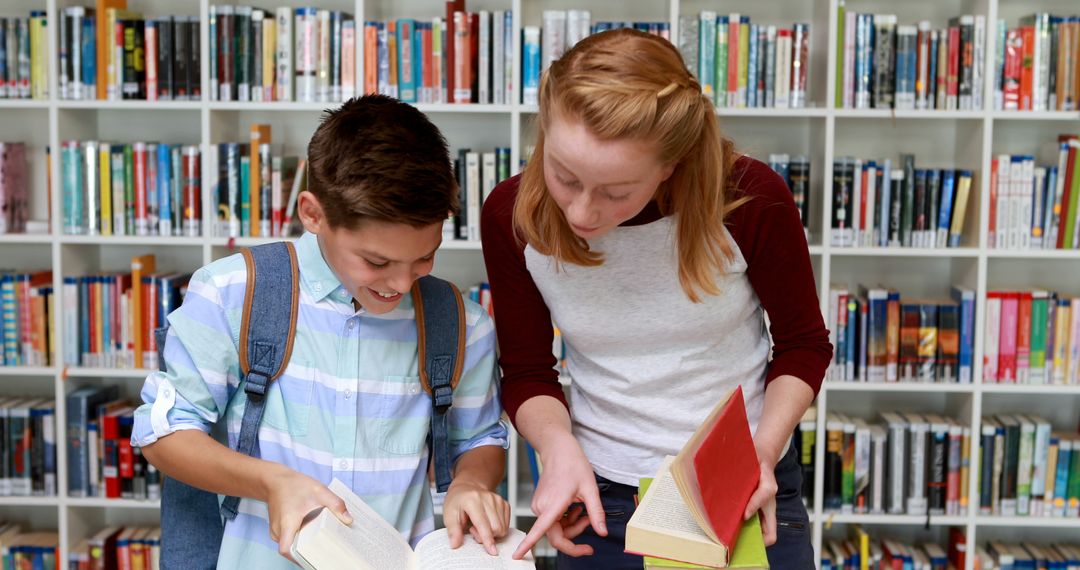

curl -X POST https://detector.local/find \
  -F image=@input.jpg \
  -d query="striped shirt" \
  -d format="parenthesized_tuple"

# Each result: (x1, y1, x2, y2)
(132, 231, 508, 569)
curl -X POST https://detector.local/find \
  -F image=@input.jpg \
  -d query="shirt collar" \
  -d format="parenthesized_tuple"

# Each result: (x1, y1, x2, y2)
(294, 231, 347, 303)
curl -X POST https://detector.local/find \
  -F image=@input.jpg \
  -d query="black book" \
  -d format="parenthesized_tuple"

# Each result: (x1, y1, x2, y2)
(174, 17, 189, 100)
(455, 148, 470, 240)
(188, 15, 200, 99)
(790, 156, 811, 229)
(133, 19, 146, 99)
(900, 154, 916, 247)
(122, 19, 137, 99)
(157, 17, 173, 100)
(926, 169, 941, 247)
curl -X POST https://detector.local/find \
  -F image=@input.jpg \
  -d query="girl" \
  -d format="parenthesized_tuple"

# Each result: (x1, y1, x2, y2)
(481, 29, 831, 569)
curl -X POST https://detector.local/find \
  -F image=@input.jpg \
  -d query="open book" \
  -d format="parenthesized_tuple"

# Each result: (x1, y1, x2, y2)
(626, 385, 766, 568)
(292, 479, 536, 570)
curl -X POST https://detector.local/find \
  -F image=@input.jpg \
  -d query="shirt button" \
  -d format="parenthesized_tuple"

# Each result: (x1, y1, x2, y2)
(344, 389, 351, 400)
(163, 388, 172, 398)
(348, 320, 355, 329)
(339, 460, 349, 470)
(314, 282, 322, 292)
(410, 385, 420, 395)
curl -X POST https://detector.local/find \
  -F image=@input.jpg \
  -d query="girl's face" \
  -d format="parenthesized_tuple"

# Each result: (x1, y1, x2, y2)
(543, 115, 675, 240)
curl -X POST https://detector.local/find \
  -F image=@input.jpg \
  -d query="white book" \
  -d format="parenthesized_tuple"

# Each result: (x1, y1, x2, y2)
(541, 10, 566, 71)
(291, 479, 534, 570)
(774, 31, 792, 108)
(466, 152, 481, 242)
(1016, 415, 1035, 515)
(869, 425, 887, 513)
(481, 152, 497, 204)
(973, 16, 985, 110)
(493, 11, 504, 105)
(317, 10, 331, 102)
(853, 418, 872, 514)
(503, 12, 513, 104)
(851, 159, 863, 247)
(296, 8, 318, 102)
(880, 411, 908, 515)
(902, 412, 928, 516)
(566, 9, 591, 48)
(994, 154, 1010, 249)
(277, 7, 293, 101)
(1027, 415, 1052, 517)
(864, 163, 877, 247)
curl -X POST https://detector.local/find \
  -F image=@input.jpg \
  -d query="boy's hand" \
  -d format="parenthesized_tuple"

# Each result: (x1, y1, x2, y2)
(263, 465, 353, 561)
(443, 479, 511, 556)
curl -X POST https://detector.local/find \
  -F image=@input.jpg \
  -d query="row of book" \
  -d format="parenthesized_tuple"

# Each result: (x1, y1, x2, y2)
(822, 526, 961, 570)
(0, 397, 57, 497)
(365, 10, 512, 105)
(522, 15, 670, 105)
(66, 385, 161, 501)
(989, 136, 1080, 251)
(62, 257, 189, 371)
(767, 154, 812, 231)
(70, 526, 161, 570)
(0, 523, 58, 570)
(678, 14, 810, 109)
(0, 142, 29, 235)
(0, 14, 47, 100)
(826, 286, 976, 384)
(983, 290, 1080, 386)
(447, 147, 512, 242)
(0, 271, 53, 367)
(980, 541, 1080, 570)
(59, 6, 200, 101)
(823, 412, 973, 516)
(210, 5, 353, 103)
(994, 15, 1080, 112)
(61, 141, 203, 237)
(831, 155, 974, 249)
(212, 124, 302, 238)
(836, 9, 987, 111)
(979, 414, 1080, 519)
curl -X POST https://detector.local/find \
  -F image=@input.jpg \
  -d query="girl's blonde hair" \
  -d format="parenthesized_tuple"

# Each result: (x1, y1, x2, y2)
(513, 28, 744, 303)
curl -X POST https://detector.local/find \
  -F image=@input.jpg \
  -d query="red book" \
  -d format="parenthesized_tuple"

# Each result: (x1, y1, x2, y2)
(133, 143, 148, 235)
(672, 385, 760, 559)
(998, 292, 1020, 383)
(1016, 291, 1033, 382)
(101, 409, 125, 498)
(1019, 26, 1035, 110)
(947, 26, 960, 107)
(1003, 29, 1022, 110)
(444, 0, 464, 101)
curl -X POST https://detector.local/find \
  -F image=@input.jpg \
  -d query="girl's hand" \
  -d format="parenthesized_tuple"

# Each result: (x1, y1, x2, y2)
(444, 480, 512, 556)
(742, 460, 779, 545)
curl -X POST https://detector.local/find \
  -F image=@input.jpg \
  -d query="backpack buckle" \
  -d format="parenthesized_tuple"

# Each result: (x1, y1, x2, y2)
(244, 369, 271, 399)
(433, 385, 453, 411)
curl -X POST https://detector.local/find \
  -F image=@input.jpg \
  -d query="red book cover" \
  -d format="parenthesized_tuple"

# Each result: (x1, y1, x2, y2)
(88, 277, 98, 364)
(727, 18, 739, 98)
(948, 526, 967, 570)
(452, 11, 470, 103)
(144, 275, 158, 364)
(421, 24, 432, 101)
(133, 143, 148, 235)
(363, 23, 377, 94)
(445, 0, 464, 100)
(1016, 291, 1033, 382)
(947, 26, 960, 105)
(670, 385, 760, 555)
(182, 146, 200, 235)
(1019, 26, 1035, 110)
(102, 411, 123, 498)
(998, 292, 1019, 383)
(1003, 29, 1021, 110)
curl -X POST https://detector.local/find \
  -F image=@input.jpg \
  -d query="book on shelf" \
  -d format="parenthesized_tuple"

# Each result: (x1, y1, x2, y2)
(625, 385, 765, 569)
(979, 541, 1080, 570)
(448, 147, 511, 241)
(767, 154, 811, 234)
(60, 140, 202, 237)
(71, 526, 162, 570)
(0, 142, 30, 235)
(0, 523, 58, 569)
(979, 414, 1080, 519)
(792, 406, 817, 508)
(827, 285, 976, 384)
(678, 14, 809, 109)
(0, 270, 53, 367)
(989, 135, 1080, 251)
(820, 526, 964, 570)
(0, 13, 48, 100)
(983, 289, 1080, 385)
(831, 155, 973, 249)
(993, 13, 1080, 112)
(291, 478, 535, 570)
(822, 411, 971, 517)
(835, 7, 986, 111)
(0, 397, 57, 497)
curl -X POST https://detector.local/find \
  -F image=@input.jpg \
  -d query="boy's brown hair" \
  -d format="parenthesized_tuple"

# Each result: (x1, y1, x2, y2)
(306, 94, 459, 229)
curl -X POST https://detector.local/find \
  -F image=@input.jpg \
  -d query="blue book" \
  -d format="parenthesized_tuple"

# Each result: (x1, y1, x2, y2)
(1, 274, 18, 365)
(63, 143, 83, 234)
(747, 24, 758, 108)
(949, 286, 975, 383)
(157, 143, 172, 236)
(82, 16, 96, 95)
(522, 27, 540, 104)
(936, 169, 956, 246)
(395, 19, 416, 102)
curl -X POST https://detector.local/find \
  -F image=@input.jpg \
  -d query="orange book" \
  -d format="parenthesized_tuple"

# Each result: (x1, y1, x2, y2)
(96, 0, 127, 99)
(364, 23, 378, 93)
(249, 124, 272, 237)
(131, 254, 156, 369)
(388, 21, 398, 96)
(453, 11, 470, 103)
(1019, 26, 1035, 111)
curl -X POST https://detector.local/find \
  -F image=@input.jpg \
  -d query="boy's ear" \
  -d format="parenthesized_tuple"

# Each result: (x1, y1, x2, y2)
(297, 191, 325, 234)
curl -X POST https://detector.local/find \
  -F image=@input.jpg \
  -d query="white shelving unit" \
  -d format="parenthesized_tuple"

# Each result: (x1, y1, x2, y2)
(2, 0, 1079, 565)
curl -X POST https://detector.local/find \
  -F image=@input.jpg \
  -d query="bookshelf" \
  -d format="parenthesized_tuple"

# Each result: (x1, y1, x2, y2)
(1, 0, 1079, 566)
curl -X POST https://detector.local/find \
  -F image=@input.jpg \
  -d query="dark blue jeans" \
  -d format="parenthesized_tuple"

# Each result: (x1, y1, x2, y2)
(556, 443, 814, 569)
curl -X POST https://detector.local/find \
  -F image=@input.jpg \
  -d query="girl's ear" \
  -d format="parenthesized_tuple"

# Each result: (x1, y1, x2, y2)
(659, 162, 677, 183)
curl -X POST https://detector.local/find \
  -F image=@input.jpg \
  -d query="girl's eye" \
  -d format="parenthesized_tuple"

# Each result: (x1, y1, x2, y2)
(558, 176, 581, 188)
(606, 193, 629, 202)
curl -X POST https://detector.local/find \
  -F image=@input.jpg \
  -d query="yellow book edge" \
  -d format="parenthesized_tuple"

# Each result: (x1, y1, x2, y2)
(638, 476, 769, 570)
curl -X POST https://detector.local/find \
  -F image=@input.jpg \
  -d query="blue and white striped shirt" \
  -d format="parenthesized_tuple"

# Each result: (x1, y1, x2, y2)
(132, 231, 508, 569)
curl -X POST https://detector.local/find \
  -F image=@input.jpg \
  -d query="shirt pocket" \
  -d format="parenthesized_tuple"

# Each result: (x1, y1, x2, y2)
(258, 365, 316, 438)
(369, 375, 431, 456)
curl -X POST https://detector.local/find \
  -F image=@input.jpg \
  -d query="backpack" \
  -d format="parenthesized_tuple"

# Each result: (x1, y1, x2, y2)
(154, 241, 468, 570)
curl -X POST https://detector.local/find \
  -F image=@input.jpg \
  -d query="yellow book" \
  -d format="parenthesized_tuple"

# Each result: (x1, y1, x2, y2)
(100, 144, 112, 236)
(639, 475, 769, 569)
(263, 18, 277, 101)
(96, 0, 127, 99)
(131, 254, 156, 369)
(948, 172, 972, 247)
(249, 124, 272, 237)
(30, 13, 48, 99)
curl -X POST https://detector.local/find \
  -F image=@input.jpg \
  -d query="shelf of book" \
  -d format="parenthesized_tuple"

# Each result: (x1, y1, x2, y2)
(1, 0, 1078, 566)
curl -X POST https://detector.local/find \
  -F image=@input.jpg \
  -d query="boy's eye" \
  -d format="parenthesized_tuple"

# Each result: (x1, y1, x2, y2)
(365, 259, 389, 269)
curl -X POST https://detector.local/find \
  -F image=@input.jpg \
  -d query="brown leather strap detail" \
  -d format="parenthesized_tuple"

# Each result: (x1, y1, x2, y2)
(274, 242, 301, 380)
(412, 280, 468, 396)
(238, 248, 256, 375)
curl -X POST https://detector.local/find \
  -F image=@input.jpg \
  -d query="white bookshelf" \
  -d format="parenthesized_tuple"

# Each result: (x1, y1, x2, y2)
(1, 0, 1079, 565)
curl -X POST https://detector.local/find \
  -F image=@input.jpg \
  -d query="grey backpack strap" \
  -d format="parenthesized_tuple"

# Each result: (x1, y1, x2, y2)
(412, 275, 467, 493)
(219, 241, 300, 520)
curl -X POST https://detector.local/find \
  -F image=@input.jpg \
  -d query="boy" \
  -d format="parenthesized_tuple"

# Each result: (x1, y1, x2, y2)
(133, 95, 510, 568)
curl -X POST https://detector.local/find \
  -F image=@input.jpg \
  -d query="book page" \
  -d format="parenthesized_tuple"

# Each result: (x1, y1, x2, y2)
(292, 479, 416, 570)
(633, 459, 715, 544)
(414, 528, 536, 570)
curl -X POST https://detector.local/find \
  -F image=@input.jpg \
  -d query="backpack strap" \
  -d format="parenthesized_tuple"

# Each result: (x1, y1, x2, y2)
(411, 275, 467, 493)
(220, 241, 300, 520)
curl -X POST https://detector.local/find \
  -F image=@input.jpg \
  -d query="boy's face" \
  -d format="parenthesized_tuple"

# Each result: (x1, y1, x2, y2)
(298, 192, 442, 315)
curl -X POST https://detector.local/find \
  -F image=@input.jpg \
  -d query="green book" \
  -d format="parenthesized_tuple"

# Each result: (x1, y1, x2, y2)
(1063, 144, 1080, 250)
(1029, 291, 1049, 383)
(835, 0, 845, 108)
(638, 477, 770, 569)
